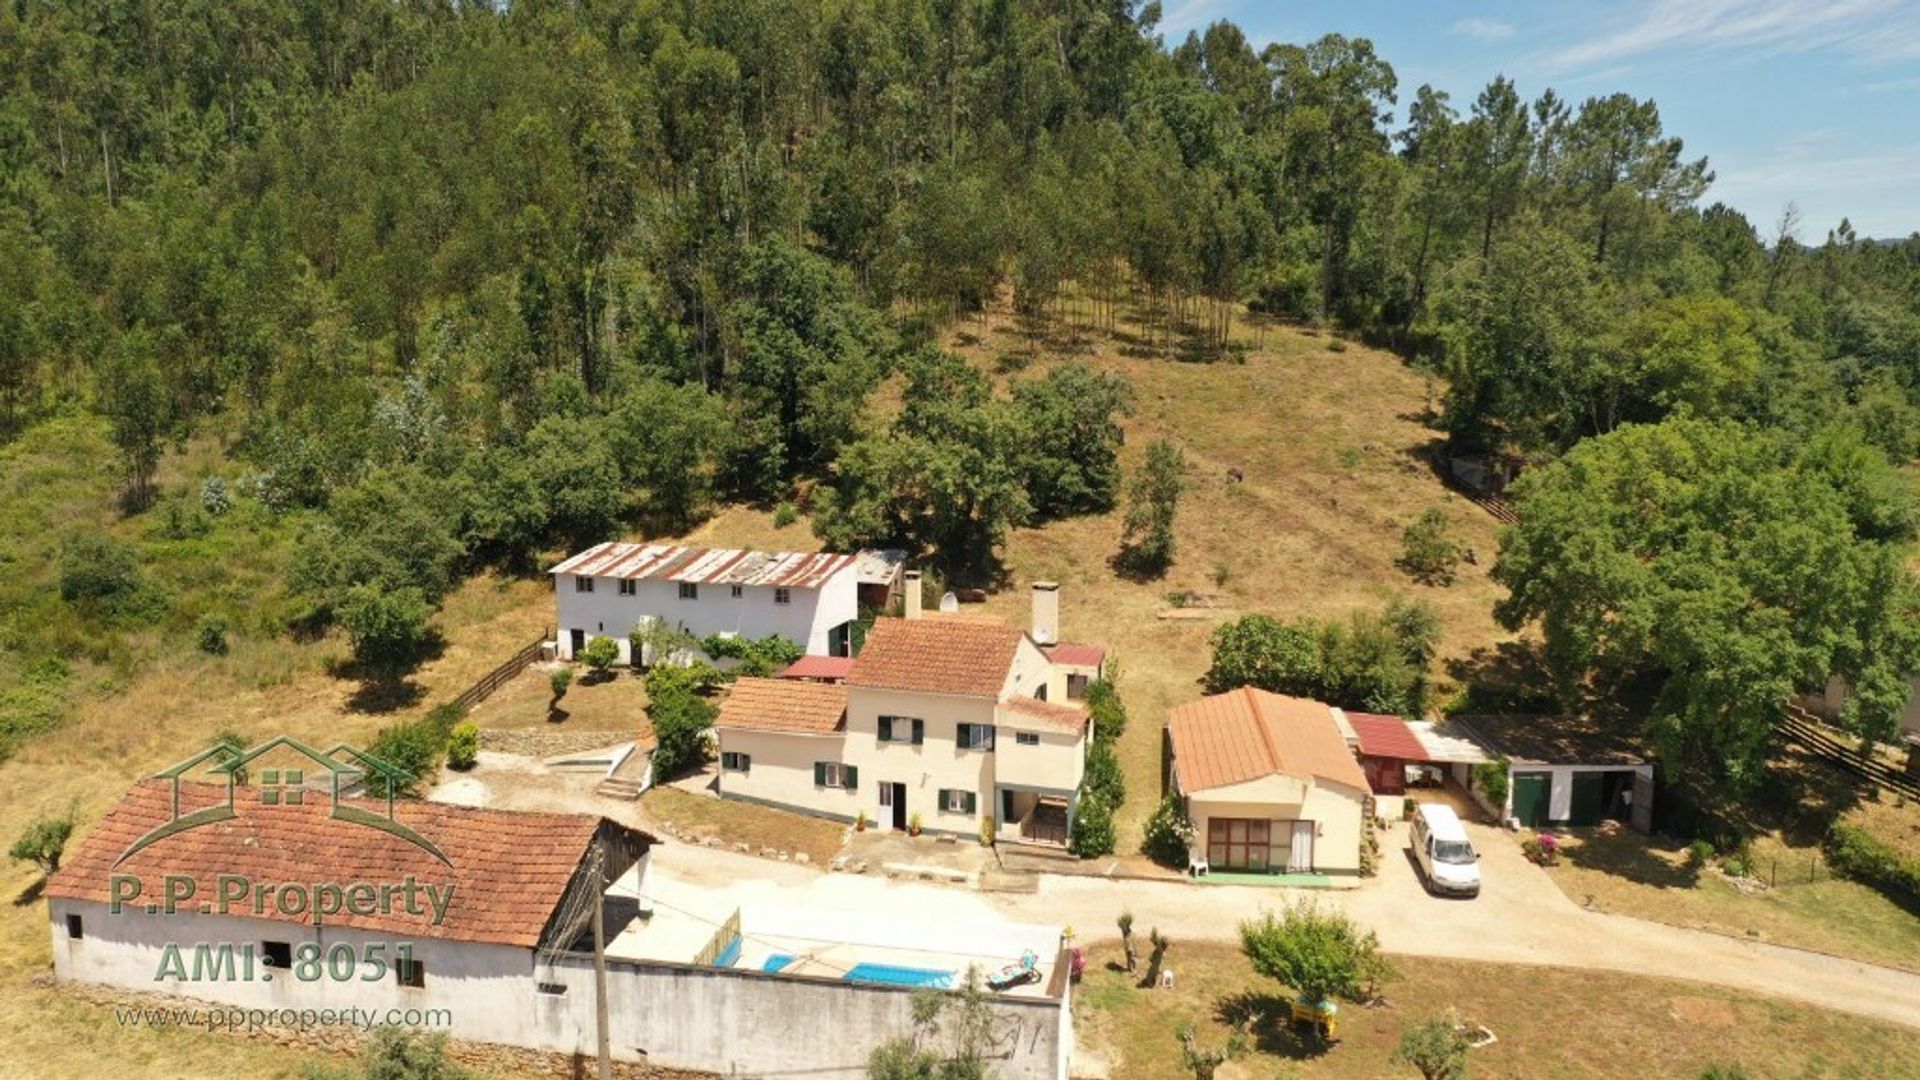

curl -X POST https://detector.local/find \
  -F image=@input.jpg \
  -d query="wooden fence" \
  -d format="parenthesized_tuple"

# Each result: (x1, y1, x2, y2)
(1778, 703, 1920, 802)
(452, 628, 551, 711)
(692, 908, 743, 968)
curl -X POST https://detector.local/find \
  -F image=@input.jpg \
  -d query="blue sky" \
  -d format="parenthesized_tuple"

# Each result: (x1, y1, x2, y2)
(1156, 0, 1920, 239)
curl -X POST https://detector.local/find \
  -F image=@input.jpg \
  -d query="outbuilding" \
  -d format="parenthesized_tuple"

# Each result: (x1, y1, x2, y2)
(1165, 689, 1371, 879)
(1454, 714, 1655, 832)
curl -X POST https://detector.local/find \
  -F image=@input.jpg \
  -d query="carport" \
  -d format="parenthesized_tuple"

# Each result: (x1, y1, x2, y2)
(1454, 714, 1655, 832)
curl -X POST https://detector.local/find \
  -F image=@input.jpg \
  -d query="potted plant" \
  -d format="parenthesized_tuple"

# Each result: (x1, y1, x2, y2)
(908, 811, 923, 837)
(855, 809, 869, 832)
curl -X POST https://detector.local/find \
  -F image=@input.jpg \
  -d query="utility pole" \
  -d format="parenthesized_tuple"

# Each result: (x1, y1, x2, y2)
(591, 845, 612, 1080)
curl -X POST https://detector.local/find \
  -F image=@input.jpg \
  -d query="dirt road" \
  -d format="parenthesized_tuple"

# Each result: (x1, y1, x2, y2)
(642, 818, 1920, 1031)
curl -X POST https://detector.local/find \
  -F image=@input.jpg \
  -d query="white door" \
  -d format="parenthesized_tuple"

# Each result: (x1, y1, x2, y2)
(878, 782, 895, 830)
(1288, 821, 1314, 872)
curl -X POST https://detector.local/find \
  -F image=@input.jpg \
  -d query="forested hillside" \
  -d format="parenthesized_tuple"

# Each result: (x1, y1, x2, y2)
(3, 0, 1920, 788)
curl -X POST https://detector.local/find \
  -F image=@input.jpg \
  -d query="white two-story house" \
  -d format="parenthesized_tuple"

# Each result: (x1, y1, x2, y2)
(549, 543, 861, 661)
(714, 579, 1099, 846)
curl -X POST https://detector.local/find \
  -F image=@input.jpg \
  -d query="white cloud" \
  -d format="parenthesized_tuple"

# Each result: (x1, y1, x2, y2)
(1709, 138, 1920, 237)
(1544, 0, 1920, 71)
(1452, 17, 1517, 42)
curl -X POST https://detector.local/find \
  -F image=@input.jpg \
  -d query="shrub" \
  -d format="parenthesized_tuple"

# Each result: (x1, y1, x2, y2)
(367, 718, 446, 798)
(1471, 757, 1509, 813)
(1521, 833, 1560, 866)
(1083, 740, 1125, 807)
(548, 666, 572, 703)
(337, 583, 434, 674)
(773, 501, 798, 528)
(700, 633, 803, 677)
(1686, 839, 1716, 869)
(649, 685, 717, 779)
(1240, 900, 1395, 1006)
(1327, 337, 1348, 353)
(446, 722, 479, 771)
(9, 811, 75, 874)
(1395, 1016, 1471, 1080)
(646, 660, 726, 697)
(579, 634, 620, 674)
(1085, 678, 1127, 743)
(200, 475, 230, 516)
(1068, 792, 1116, 858)
(1142, 793, 1195, 866)
(59, 532, 166, 623)
(1116, 439, 1187, 577)
(196, 615, 230, 656)
(1398, 508, 1461, 585)
(1824, 823, 1920, 902)
(305, 1024, 472, 1080)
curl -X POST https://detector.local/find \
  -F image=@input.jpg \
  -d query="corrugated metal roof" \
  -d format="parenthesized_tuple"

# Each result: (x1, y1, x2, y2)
(549, 544, 857, 589)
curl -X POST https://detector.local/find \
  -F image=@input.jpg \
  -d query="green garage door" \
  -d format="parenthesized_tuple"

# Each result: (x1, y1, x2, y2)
(1568, 772, 1609, 826)
(1511, 772, 1551, 827)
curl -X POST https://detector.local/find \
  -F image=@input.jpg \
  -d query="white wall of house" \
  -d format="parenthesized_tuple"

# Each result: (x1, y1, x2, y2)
(1505, 762, 1654, 822)
(714, 729, 862, 821)
(846, 687, 999, 834)
(1179, 772, 1366, 875)
(48, 899, 539, 1048)
(1811, 674, 1920, 739)
(554, 565, 858, 661)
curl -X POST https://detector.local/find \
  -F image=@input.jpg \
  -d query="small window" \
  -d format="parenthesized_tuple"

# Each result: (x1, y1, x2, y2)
(730, 585, 744, 599)
(575, 576, 594, 593)
(1067, 674, 1090, 700)
(1034, 683, 1048, 702)
(66, 914, 83, 940)
(877, 716, 922, 744)
(774, 587, 792, 605)
(262, 940, 292, 970)
(397, 956, 426, 988)
(678, 582, 698, 601)
(722, 751, 751, 772)
(814, 762, 855, 789)
(939, 789, 977, 814)
(618, 579, 636, 596)
(1016, 732, 1040, 746)
(536, 981, 568, 996)
(957, 724, 996, 751)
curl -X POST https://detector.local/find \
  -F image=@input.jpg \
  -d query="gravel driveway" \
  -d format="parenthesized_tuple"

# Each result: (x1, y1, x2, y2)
(643, 817, 1920, 1031)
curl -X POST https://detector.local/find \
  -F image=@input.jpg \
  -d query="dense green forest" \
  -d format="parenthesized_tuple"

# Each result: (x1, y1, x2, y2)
(4, 0, 1920, 795)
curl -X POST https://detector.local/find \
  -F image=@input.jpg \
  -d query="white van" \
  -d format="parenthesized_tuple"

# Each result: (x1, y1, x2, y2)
(1411, 803, 1481, 898)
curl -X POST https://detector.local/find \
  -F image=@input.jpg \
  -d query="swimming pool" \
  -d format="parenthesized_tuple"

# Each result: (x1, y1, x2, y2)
(842, 963, 956, 988)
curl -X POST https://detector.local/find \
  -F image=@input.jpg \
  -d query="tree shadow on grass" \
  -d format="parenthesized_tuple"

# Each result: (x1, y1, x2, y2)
(546, 705, 572, 725)
(1215, 991, 1332, 1061)
(1557, 828, 1701, 890)
(1444, 640, 1559, 714)
(13, 878, 46, 907)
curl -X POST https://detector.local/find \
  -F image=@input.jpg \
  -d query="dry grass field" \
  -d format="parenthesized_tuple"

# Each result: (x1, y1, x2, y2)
(1074, 940, 1920, 1079)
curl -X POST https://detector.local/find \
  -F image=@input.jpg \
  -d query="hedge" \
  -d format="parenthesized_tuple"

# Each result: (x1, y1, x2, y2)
(1824, 822, 1920, 904)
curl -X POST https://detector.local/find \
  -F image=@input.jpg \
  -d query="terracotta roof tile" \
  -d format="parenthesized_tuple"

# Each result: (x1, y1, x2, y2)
(998, 696, 1091, 734)
(1044, 642, 1106, 668)
(714, 677, 848, 735)
(846, 618, 1024, 699)
(1347, 712, 1430, 762)
(777, 655, 857, 681)
(1167, 689, 1369, 793)
(44, 780, 651, 948)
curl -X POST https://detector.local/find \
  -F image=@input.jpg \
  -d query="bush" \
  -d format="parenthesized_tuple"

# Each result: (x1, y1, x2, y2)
(304, 1024, 471, 1080)
(1083, 740, 1125, 807)
(367, 718, 446, 798)
(1084, 679, 1127, 743)
(579, 634, 620, 674)
(773, 501, 798, 528)
(1686, 839, 1716, 869)
(1471, 758, 1508, 812)
(200, 475, 230, 516)
(1398, 509, 1461, 585)
(1240, 900, 1395, 1006)
(196, 615, 230, 656)
(1142, 793, 1195, 866)
(700, 633, 803, 677)
(1117, 439, 1187, 577)
(9, 811, 75, 874)
(1395, 1016, 1471, 1080)
(1824, 823, 1920, 903)
(649, 685, 717, 779)
(646, 661, 726, 697)
(58, 532, 167, 623)
(1521, 833, 1560, 866)
(337, 583, 434, 674)
(446, 722, 479, 771)
(1068, 792, 1116, 858)
(548, 666, 572, 702)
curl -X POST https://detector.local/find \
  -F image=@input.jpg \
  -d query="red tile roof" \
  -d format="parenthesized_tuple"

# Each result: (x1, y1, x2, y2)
(777, 655, 857, 681)
(997, 695, 1091, 734)
(1044, 641, 1107, 668)
(846, 618, 1024, 699)
(45, 780, 649, 948)
(549, 543, 856, 589)
(715, 677, 848, 735)
(1167, 688, 1369, 793)
(1347, 712, 1430, 762)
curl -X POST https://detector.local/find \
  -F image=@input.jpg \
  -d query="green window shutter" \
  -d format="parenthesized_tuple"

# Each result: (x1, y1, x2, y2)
(957, 723, 971, 746)
(742, 754, 751, 773)
(814, 762, 827, 787)
(912, 719, 924, 745)
(844, 765, 858, 790)
(964, 792, 978, 815)
(985, 725, 997, 751)
(878, 716, 893, 741)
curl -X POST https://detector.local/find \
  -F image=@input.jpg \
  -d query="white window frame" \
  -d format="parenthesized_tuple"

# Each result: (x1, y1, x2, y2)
(819, 762, 848, 788)
(574, 576, 594, 593)
(678, 582, 698, 601)
(774, 587, 792, 605)
(721, 752, 751, 772)
(878, 716, 921, 743)
(957, 724, 996, 751)
(1015, 731, 1040, 746)
(617, 579, 636, 596)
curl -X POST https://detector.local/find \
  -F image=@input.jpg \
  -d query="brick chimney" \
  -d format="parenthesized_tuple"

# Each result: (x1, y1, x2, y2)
(1031, 581, 1059, 644)
(903, 570, 923, 620)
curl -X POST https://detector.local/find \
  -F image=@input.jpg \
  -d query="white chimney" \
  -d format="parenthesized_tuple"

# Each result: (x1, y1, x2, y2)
(1031, 581, 1059, 644)
(903, 570, 923, 620)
